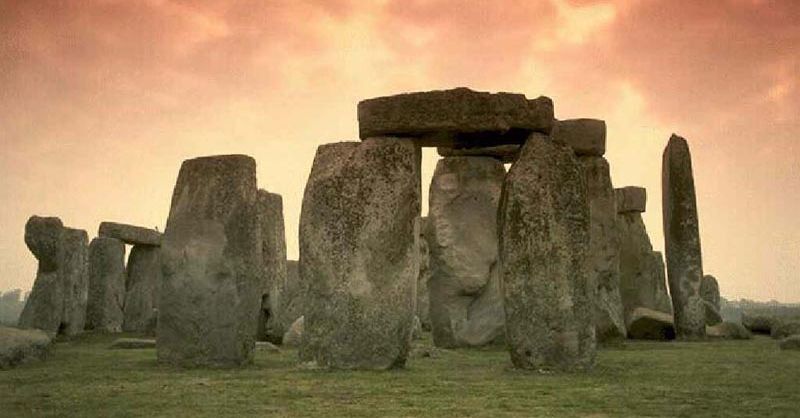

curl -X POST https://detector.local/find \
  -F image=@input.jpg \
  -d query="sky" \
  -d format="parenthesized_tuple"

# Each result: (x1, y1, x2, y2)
(1, 0, 798, 302)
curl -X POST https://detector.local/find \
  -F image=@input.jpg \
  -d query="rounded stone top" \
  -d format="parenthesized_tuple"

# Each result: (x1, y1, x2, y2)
(24, 216, 64, 271)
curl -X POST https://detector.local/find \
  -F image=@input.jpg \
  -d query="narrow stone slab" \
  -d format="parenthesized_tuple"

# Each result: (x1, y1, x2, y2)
(86, 237, 126, 333)
(99, 222, 161, 246)
(358, 88, 554, 146)
(110, 338, 156, 349)
(552, 119, 606, 156)
(437, 144, 521, 163)
(627, 307, 676, 340)
(256, 190, 288, 344)
(662, 134, 706, 338)
(0, 326, 52, 370)
(416, 217, 432, 331)
(615, 187, 647, 213)
(60, 228, 90, 336)
(122, 245, 161, 334)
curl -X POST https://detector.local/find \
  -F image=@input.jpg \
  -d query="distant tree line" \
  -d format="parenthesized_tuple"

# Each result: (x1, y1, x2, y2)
(720, 297, 800, 323)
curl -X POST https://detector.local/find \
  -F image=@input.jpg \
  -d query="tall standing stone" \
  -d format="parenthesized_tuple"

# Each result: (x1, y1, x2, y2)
(662, 134, 706, 339)
(255, 190, 288, 343)
(299, 139, 420, 369)
(426, 156, 506, 347)
(86, 237, 126, 332)
(158, 155, 262, 367)
(498, 133, 595, 371)
(416, 217, 432, 331)
(60, 228, 89, 335)
(122, 245, 161, 333)
(700, 274, 722, 326)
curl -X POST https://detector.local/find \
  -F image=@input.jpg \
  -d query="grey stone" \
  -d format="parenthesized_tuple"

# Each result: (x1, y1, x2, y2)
(779, 335, 800, 350)
(771, 320, 800, 340)
(579, 156, 626, 342)
(427, 156, 506, 348)
(412, 315, 423, 340)
(705, 322, 751, 340)
(282, 316, 304, 348)
(552, 119, 606, 156)
(627, 307, 676, 340)
(662, 134, 706, 339)
(59, 228, 89, 336)
(110, 338, 156, 349)
(122, 245, 161, 334)
(358, 88, 554, 146)
(615, 187, 647, 213)
(700, 275, 720, 311)
(158, 155, 262, 368)
(98, 222, 162, 246)
(0, 326, 52, 370)
(24, 216, 64, 273)
(498, 133, 595, 371)
(255, 190, 288, 343)
(275, 260, 304, 338)
(416, 217, 431, 331)
(256, 341, 280, 352)
(741, 313, 775, 334)
(299, 139, 420, 369)
(703, 300, 723, 326)
(86, 237, 126, 333)
(437, 144, 521, 163)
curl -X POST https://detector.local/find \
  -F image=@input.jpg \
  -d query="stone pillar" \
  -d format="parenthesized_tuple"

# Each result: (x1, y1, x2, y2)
(86, 237, 126, 332)
(662, 134, 706, 339)
(498, 133, 595, 371)
(416, 217, 431, 331)
(122, 245, 161, 333)
(255, 190, 288, 343)
(426, 156, 505, 348)
(700, 275, 722, 326)
(158, 155, 262, 367)
(60, 228, 89, 336)
(299, 138, 419, 369)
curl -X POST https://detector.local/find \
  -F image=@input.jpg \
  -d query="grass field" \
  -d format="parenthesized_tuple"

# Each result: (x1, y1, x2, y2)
(1, 333, 798, 417)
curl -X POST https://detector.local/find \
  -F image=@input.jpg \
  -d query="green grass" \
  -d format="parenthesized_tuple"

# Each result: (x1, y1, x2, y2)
(1, 333, 798, 417)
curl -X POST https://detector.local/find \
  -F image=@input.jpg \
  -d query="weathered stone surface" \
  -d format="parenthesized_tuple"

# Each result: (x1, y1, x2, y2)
(412, 315, 423, 340)
(704, 300, 723, 326)
(498, 133, 595, 371)
(627, 307, 676, 340)
(579, 156, 626, 342)
(110, 338, 156, 349)
(662, 134, 706, 339)
(700, 275, 720, 311)
(24, 216, 64, 273)
(615, 187, 647, 213)
(0, 326, 52, 370)
(358, 88, 554, 146)
(780, 335, 800, 350)
(274, 260, 303, 338)
(122, 245, 161, 334)
(552, 119, 606, 156)
(282, 316, 304, 348)
(299, 139, 420, 369)
(437, 144, 521, 163)
(99, 222, 162, 246)
(59, 228, 89, 336)
(86, 237, 126, 333)
(705, 322, 752, 340)
(771, 321, 800, 340)
(416, 217, 431, 331)
(741, 313, 775, 334)
(255, 190, 288, 343)
(427, 156, 506, 348)
(158, 155, 262, 368)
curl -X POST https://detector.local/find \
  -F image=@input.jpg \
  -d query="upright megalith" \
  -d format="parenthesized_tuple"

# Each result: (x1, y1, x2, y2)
(60, 228, 90, 335)
(299, 139, 420, 369)
(700, 275, 722, 326)
(427, 156, 506, 347)
(86, 237, 126, 332)
(662, 134, 706, 339)
(498, 133, 595, 371)
(416, 217, 432, 331)
(158, 155, 262, 367)
(122, 245, 161, 333)
(255, 190, 288, 343)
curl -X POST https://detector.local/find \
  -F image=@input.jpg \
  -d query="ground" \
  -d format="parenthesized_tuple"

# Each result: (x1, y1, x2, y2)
(1, 333, 797, 417)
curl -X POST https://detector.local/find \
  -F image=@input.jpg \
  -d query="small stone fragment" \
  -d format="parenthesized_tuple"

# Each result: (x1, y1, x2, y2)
(705, 322, 752, 340)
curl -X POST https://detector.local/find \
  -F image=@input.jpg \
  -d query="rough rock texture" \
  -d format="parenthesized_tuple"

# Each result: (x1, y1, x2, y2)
(412, 316, 423, 340)
(741, 313, 775, 334)
(158, 155, 262, 368)
(0, 326, 52, 370)
(705, 322, 752, 340)
(437, 144, 521, 163)
(358, 88, 554, 146)
(86, 237, 126, 333)
(579, 156, 626, 342)
(110, 338, 156, 349)
(704, 301, 723, 326)
(282, 316, 304, 348)
(275, 260, 303, 338)
(122, 245, 161, 333)
(427, 156, 506, 348)
(255, 190, 288, 343)
(98, 222, 162, 246)
(615, 187, 647, 213)
(60, 228, 89, 336)
(298, 139, 420, 369)
(552, 119, 607, 156)
(627, 307, 676, 340)
(662, 134, 706, 339)
(498, 133, 595, 371)
(416, 217, 431, 331)
(771, 321, 800, 340)
(700, 275, 720, 311)
(780, 335, 800, 350)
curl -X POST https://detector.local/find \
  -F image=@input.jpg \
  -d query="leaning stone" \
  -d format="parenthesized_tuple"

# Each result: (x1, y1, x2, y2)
(771, 321, 800, 340)
(552, 119, 606, 156)
(627, 307, 676, 340)
(700, 275, 720, 311)
(98, 222, 162, 246)
(158, 155, 262, 368)
(427, 156, 506, 348)
(705, 322, 752, 340)
(615, 187, 647, 213)
(779, 335, 800, 351)
(437, 144, 521, 163)
(358, 88, 554, 146)
(283, 316, 304, 348)
(122, 245, 161, 334)
(0, 326, 52, 369)
(255, 190, 288, 344)
(741, 313, 775, 334)
(85, 237, 126, 333)
(110, 338, 156, 349)
(299, 139, 419, 369)
(662, 134, 706, 339)
(498, 133, 595, 371)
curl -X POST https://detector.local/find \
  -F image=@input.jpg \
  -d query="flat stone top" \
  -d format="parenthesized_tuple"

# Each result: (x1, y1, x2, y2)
(615, 186, 647, 213)
(99, 222, 161, 246)
(437, 144, 521, 163)
(552, 119, 606, 156)
(358, 88, 554, 147)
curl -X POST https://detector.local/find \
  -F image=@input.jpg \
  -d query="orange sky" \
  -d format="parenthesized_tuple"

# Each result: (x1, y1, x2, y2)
(1, 0, 798, 301)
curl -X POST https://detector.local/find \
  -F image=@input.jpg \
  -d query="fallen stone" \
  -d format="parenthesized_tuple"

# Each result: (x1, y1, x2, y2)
(0, 326, 52, 369)
(256, 341, 280, 352)
(98, 222, 161, 246)
(741, 313, 775, 334)
(615, 187, 647, 213)
(85, 237, 126, 333)
(779, 335, 800, 350)
(256, 190, 288, 344)
(416, 217, 431, 331)
(771, 321, 800, 340)
(437, 144, 521, 163)
(498, 133, 595, 371)
(282, 316, 304, 348)
(627, 307, 676, 340)
(158, 155, 262, 368)
(662, 134, 706, 339)
(705, 322, 752, 340)
(110, 338, 156, 349)
(122, 245, 161, 334)
(552, 119, 606, 156)
(358, 88, 554, 146)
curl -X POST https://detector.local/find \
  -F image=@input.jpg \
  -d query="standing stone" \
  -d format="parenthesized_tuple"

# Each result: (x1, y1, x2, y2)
(662, 134, 706, 338)
(578, 156, 626, 342)
(158, 155, 262, 367)
(498, 133, 595, 371)
(299, 139, 420, 369)
(86, 237, 126, 332)
(60, 228, 89, 336)
(417, 217, 432, 331)
(427, 156, 506, 348)
(700, 275, 722, 326)
(122, 245, 161, 333)
(255, 190, 288, 343)
(275, 260, 303, 337)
